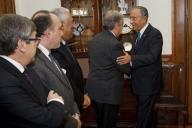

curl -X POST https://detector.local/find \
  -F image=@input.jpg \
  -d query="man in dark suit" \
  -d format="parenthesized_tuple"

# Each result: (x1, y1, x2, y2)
(51, 7, 91, 112)
(86, 10, 130, 128)
(31, 11, 81, 128)
(0, 14, 66, 128)
(117, 6, 163, 128)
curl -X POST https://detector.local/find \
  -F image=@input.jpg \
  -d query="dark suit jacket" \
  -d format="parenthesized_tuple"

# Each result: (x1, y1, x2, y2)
(131, 24, 163, 95)
(0, 57, 66, 128)
(32, 49, 79, 116)
(51, 43, 84, 111)
(86, 29, 130, 104)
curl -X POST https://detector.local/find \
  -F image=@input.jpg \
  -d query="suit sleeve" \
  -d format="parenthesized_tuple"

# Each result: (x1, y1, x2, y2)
(52, 50, 84, 109)
(72, 101, 80, 114)
(131, 30, 163, 69)
(111, 43, 131, 75)
(70, 80, 84, 108)
(0, 80, 66, 128)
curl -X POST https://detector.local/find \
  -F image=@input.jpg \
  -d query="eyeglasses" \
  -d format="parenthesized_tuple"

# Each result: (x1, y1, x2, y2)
(23, 38, 40, 44)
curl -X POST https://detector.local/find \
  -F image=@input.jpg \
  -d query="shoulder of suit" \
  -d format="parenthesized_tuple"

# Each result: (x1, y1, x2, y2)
(149, 25, 161, 34)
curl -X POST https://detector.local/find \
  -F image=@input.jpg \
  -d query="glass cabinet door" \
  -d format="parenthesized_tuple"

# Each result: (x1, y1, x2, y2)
(61, 0, 136, 57)
(61, 0, 101, 58)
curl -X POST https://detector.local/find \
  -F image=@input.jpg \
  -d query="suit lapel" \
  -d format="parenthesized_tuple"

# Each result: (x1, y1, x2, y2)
(0, 57, 42, 103)
(19, 73, 44, 103)
(57, 44, 76, 70)
(133, 24, 152, 53)
(25, 68, 48, 104)
(37, 50, 72, 89)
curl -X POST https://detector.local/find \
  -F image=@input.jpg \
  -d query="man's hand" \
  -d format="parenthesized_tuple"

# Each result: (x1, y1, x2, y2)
(83, 94, 91, 108)
(116, 51, 131, 65)
(47, 90, 64, 104)
(72, 113, 82, 128)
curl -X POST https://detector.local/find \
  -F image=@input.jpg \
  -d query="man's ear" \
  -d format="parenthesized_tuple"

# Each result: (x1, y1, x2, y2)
(144, 16, 148, 22)
(43, 29, 51, 38)
(17, 39, 26, 53)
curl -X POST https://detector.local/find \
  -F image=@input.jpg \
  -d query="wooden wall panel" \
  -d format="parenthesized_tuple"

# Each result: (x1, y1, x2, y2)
(173, 0, 187, 104)
(186, 0, 192, 123)
(0, 0, 15, 15)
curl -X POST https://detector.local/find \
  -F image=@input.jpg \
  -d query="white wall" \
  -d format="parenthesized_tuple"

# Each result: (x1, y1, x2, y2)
(137, 0, 172, 54)
(15, 0, 61, 18)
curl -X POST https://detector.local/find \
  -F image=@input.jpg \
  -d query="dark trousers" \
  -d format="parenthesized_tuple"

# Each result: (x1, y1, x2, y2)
(136, 94, 157, 128)
(92, 100, 119, 128)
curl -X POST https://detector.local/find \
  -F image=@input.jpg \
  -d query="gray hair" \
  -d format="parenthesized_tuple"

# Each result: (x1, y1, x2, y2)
(131, 6, 148, 18)
(52, 7, 70, 23)
(103, 10, 124, 30)
(0, 14, 36, 55)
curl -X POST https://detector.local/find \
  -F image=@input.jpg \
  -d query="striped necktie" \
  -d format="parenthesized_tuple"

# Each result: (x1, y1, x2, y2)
(49, 53, 71, 88)
(49, 53, 63, 74)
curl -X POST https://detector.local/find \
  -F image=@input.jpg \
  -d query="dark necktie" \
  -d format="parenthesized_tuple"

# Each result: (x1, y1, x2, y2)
(49, 53, 71, 86)
(49, 53, 63, 74)
(23, 69, 32, 84)
(135, 31, 141, 46)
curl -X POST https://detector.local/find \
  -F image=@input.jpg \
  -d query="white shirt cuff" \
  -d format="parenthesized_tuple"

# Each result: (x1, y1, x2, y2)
(47, 98, 64, 105)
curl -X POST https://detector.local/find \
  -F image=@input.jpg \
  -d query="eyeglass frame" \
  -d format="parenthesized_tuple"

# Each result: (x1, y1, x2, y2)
(23, 38, 40, 44)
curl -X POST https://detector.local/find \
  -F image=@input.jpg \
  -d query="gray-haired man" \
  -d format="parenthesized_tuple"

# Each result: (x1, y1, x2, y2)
(86, 10, 130, 128)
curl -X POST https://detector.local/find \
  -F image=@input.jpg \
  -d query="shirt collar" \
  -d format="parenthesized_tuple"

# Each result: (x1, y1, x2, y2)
(38, 44, 51, 61)
(110, 31, 117, 37)
(61, 40, 66, 45)
(139, 22, 149, 37)
(0, 55, 25, 73)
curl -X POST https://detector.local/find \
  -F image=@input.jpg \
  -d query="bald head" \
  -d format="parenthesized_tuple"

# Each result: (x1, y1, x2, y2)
(31, 10, 49, 20)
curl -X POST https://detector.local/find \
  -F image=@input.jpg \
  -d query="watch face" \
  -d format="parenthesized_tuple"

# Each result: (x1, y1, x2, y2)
(73, 23, 85, 36)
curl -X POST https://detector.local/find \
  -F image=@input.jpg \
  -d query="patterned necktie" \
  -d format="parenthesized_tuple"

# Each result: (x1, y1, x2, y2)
(23, 69, 32, 84)
(135, 31, 141, 46)
(49, 53, 62, 74)
(49, 53, 71, 88)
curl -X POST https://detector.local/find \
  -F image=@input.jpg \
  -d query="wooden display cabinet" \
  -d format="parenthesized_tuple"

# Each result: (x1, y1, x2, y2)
(61, 0, 136, 58)
(61, 0, 101, 58)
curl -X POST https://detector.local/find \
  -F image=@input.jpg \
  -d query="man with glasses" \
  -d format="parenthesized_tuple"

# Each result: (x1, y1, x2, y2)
(31, 11, 81, 128)
(0, 14, 66, 128)
(117, 6, 163, 128)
